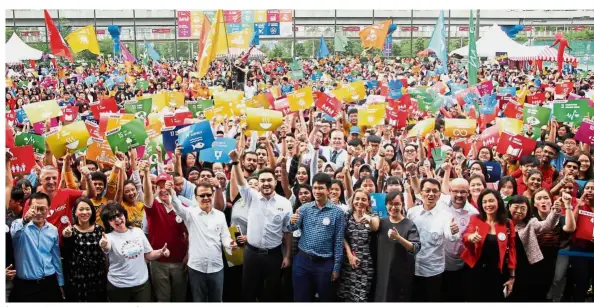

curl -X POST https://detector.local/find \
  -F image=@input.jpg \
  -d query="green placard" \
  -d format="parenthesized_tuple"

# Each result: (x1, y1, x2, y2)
(124, 99, 152, 118)
(523, 103, 551, 128)
(144, 136, 166, 167)
(431, 147, 447, 169)
(188, 100, 214, 118)
(289, 70, 304, 80)
(553, 100, 591, 125)
(417, 96, 441, 115)
(15, 133, 46, 155)
(136, 79, 149, 91)
(106, 119, 149, 153)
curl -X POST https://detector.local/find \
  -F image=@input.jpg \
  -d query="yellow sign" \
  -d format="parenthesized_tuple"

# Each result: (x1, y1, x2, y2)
(146, 92, 168, 112)
(496, 118, 523, 135)
(45, 121, 91, 159)
(246, 108, 283, 131)
(214, 90, 244, 106)
(407, 118, 436, 137)
(358, 103, 386, 126)
(224, 226, 245, 267)
(246, 93, 272, 109)
(204, 105, 233, 120)
(86, 137, 116, 164)
(167, 91, 186, 108)
(254, 10, 267, 22)
(22, 99, 63, 124)
(332, 80, 366, 103)
(444, 119, 477, 138)
(228, 28, 254, 49)
(287, 87, 315, 112)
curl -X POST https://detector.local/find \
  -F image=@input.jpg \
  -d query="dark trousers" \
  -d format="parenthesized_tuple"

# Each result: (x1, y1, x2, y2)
(10, 274, 62, 302)
(412, 274, 443, 302)
(188, 268, 224, 302)
(106, 281, 152, 302)
(570, 246, 594, 302)
(242, 244, 283, 302)
(292, 251, 335, 302)
(442, 268, 467, 302)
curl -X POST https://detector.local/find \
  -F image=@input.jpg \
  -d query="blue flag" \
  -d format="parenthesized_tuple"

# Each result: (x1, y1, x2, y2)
(199, 138, 236, 163)
(317, 36, 329, 59)
(145, 42, 161, 62)
(250, 30, 260, 47)
(428, 10, 448, 74)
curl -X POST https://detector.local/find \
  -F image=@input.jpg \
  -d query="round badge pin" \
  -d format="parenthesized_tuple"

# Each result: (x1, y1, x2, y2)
(322, 217, 330, 225)
(498, 232, 506, 241)
(5, 225, 9, 233)
(175, 216, 183, 224)
(60, 216, 69, 224)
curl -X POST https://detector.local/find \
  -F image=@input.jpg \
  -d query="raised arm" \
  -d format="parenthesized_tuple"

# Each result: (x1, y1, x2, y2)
(229, 149, 247, 187)
(6, 152, 13, 207)
(142, 162, 154, 208)
(174, 146, 183, 178)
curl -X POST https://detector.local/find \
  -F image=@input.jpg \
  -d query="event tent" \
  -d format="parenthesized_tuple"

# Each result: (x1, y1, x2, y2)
(5, 33, 44, 63)
(449, 24, 533, 59)
(510, 45, 579, 64)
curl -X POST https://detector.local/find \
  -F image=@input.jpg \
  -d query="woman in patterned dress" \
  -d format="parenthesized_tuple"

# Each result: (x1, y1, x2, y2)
(337, 189, 378, 302)
(62, 197, 107, 302)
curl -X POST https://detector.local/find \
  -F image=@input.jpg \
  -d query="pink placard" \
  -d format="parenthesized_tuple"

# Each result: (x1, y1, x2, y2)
(575, 119, 594, 146)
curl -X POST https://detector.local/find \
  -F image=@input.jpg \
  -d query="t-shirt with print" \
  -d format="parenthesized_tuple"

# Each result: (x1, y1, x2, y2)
(122, 201, 145, 229)
(106, 227, 153, 288)
(23, 188, 83, 246)
(91, 196, 109, 227)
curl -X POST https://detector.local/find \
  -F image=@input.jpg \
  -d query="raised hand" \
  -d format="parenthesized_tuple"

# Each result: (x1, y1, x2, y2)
(290, 208, 300, 224)
(62, 220, 73, 238)
(160, 243, 170, 257)
(174, 145, 183, 159)
(99, 232, 109, 249)
(388, 226, 401, 241)
(469, 226, 482, 244)
(450, 216, 459, 235)
(229, 149, 240, 163)
(209, 177, 221, 189)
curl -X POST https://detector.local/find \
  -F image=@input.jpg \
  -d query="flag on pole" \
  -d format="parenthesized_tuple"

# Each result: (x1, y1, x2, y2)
(120, 42, 136, 63)
(250, 28, 260, 47)
(198, 10, 228, 79)
(197, 15, 212, 62)
(65, 25, 101, 55)
(428, 10, 448, 74)
(334, 34, 348, 52)
(317, 36, 329, 59)
(145, 42, 161, 61)
(468, 10, 479, 86)
(43, 9, 73, 62)
(359, 20, 392, 50)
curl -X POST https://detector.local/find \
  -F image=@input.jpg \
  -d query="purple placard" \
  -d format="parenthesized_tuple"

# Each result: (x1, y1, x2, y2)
(575, 119, 594, 146)
(177, 11, 191, 38)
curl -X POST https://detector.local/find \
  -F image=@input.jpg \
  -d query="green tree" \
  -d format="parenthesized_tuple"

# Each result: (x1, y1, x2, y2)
(392, 43, 402, 57)
(57, 17, 72, 39)
(294, 42, 306, 59)
(99, 37, 114, 56)
(344, 40, 363, 57)
(259, 44, 269, 54)
(414, 38, 427, 54)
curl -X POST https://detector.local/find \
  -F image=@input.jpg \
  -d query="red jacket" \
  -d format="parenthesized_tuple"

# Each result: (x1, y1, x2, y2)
(461, 215, 517, 272)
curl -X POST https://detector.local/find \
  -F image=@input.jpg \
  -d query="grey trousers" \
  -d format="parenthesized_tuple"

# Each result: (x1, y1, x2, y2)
(188, 267, 224, 302)
(547, 248, 570, 302)
(149, 261, 188, 302)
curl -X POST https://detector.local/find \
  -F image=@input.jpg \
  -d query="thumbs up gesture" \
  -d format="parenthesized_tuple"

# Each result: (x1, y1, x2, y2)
(449, 216, 459, 235)
(160, 243, 170, 258)
(388, 226, 401, 241)
(62, 220, 73, 238)
(290, 208, 300, 225)
(469, 226, 482, 244)
(99, 232, 109, 249)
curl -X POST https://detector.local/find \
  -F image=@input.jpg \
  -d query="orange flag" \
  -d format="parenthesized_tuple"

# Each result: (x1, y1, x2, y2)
(197, 14, 212, 62)
(359, 20, 392, 50)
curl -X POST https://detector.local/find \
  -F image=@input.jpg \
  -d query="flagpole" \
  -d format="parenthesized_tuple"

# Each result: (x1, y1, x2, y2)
(334, 10, 337, 57)
(410, 10, 413, 57)
(448, 10, 451, 50)
(292, 10, 296, 61)
(174, 10, 178, 61)
(133, 10, 138, 59)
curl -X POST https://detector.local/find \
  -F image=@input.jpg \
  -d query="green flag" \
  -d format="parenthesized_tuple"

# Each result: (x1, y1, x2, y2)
(106, 119, 149, 153)
(187, 100, 214, 118)
(468, 10, 479, 86)
(124, 99, 152, 118)
(334, 35, 348, 52)
(15, 133, 46, 155)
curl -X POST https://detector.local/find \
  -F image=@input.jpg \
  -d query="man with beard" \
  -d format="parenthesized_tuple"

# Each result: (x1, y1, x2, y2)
(229, 151, 259, 202)
(538, 142, 561, 190)
(436, 175, 478, 302)
(229, 149, 292, 302)
(142, 171, 189, 302)
(407, 178, 459, 302)
(551, 158, 581, 197)
(22, 165, 96, 246)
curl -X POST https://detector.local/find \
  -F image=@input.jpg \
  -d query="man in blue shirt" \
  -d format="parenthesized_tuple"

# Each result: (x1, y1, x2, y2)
(288, 173, 345, 302)
(10, 192, 64, 302)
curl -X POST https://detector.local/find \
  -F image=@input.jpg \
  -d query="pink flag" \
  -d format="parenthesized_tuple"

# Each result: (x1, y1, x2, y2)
(120, 42, 136, 63)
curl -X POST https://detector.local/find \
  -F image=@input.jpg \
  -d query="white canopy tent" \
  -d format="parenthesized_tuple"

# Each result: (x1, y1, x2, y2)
(449, 24, 534, 59)
(5, 33, 44, 63)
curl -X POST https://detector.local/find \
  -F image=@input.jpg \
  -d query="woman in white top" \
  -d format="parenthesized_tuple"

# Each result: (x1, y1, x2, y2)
(99, 202, 170, 302)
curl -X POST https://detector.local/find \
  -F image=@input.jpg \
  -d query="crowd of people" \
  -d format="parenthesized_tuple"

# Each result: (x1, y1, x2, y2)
(4, 47, 594, 303)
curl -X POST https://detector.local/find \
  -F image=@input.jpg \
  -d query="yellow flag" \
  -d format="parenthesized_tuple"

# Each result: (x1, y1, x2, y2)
(228, 28, 253, 50)
(407, 118, 435, 137)
(65, 25, 100, 55)
(246, 108, 283, 132)
(358, 103, 386, 126)
(288, 87, 315, 112)
(359, 20, 392, 50)
(198, 10, 228, 78)
(444, 119, 477, 138)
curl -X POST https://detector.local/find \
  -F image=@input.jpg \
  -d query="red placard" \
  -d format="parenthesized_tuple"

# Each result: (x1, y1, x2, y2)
(267, 10, 280, 22)
(273, 97, 293, 116)
(60, 105, 79, 123)
(526, 92, 545, 105)
(279, 10, 293, 22)
(163, 111, 194, 127)
(96, 29, 106, 35)
(386, 108, 408, 128)
(6, 110, 16, 126)
(315, 92, 341, 117)
(458, 26, 469, 32)
(555, 82, 574, 97)
(478, 105, 499, 129)
(224, 10, 242, 24)
(6, 123, 15, 149)
(496, 131, 537, 159)
(476, 80, 494, 96)
(8, 145, 36, 175)
(503, 101, 524, 120)
(90, 97, 119, 119)
(575, 207, 594, 241)
(85, 120, 100, 139)
(477, 125, 500, 149)
(401, 26, 419, 32)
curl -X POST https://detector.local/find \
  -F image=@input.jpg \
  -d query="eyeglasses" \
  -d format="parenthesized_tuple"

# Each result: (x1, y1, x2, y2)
(404, 149, 416, 153)
(108, 212, 124, 221)
(422, 189, 440, 195)
(198, 193, 213, 198)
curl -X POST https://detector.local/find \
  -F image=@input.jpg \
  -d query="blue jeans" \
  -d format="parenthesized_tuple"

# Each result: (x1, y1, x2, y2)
(292, 252, 335, 302)
(188, 268, 224, 302)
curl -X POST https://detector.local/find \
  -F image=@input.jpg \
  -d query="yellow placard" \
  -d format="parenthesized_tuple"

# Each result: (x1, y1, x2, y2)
(331, 80, 366, 103)
(358, 103, 386, 126)
(146, 92, 168, 112)
(167, 91, 186, 108)
(444, 119, 477, 138)
(107, 113, 135, 132)
(45, 121, 91, 159)
(407, 118, 436, 137)
(208, 86, 224, 95)
(246, 93, 272, 109)
(147, 113, 163, 132)
(214, 90, 244, 106)
(224, 225, 245, 267)
(496, 118, 523, 135)
(204, 105, 233, 120)
(270, 86, 282, 99)
(287, 87, 315, 112)
(254, 10, 267, 22)
(245, 108, 283, 131)
(22, 99, 63, 124)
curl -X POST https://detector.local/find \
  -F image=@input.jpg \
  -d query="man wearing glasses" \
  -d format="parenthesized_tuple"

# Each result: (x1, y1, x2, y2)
(407, 178, 459, 302)
(436, 177, 479, 302)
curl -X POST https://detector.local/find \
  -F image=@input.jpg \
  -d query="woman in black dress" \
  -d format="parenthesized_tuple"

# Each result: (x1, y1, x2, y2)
(374, 191, 421, 302)
(62, 197, 107, 302)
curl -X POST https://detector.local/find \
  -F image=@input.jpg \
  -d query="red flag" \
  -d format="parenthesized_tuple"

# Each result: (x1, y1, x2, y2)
(50, 57, 57, 68)
(29, 60, 36, 69)
(242, 46, 254, 64)
(44, 10, 74, 62)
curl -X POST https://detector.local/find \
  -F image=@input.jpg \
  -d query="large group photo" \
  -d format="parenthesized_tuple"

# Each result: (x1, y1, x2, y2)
(3, 6, 594, 303)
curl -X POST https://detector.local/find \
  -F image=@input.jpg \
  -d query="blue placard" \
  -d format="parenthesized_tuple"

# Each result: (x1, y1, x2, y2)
(370, 193, 388, 218)
(177, 121, 215, 155)
(254, 23, 269, 35)
(388, 80, 403, 99)
(267, 22, 280, 35)
(226, 23, 243, 34)
(16, 108, 28, 124)
(199, 137, 236, 163)
(499, 87, 516, 97)
(115, 75, 125, 84)
(449, 84, 468, 95)
(105, 78, 115, 90)
(162, 124, 189, 152)
(242, 10, 253, 23)
(484, 161, 502, 183)
(479, 93, 498, 115)
(366, 80, 378, 89)
(323, 114, 336, 122)
(85, 75, 97, 86)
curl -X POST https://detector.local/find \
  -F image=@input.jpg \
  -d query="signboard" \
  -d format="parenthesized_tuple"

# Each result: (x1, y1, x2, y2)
(224, 10, 242, 24)
(343, 26, 361, 32)
(152, 28, 171, 34)
(254, 22, 280, 36)
(177, 11, 191, 38)
(458, 26, 469, 31)
(401, 26, 419, 32)
(495, 52, 509, 66)
(267, 10, 280, 22)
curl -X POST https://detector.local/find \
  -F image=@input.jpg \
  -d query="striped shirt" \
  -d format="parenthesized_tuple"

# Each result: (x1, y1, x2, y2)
(287, 201, 345, 273)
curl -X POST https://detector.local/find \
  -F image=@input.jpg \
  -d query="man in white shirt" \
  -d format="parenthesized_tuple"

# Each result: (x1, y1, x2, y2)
(436, 177, 479, 302)
(319, 129, 347, 168)
(244, 80, 257, 99)
(407, 178, 460, 302)
(229, 149, 293, 302)
(169, 181, 237, 302)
